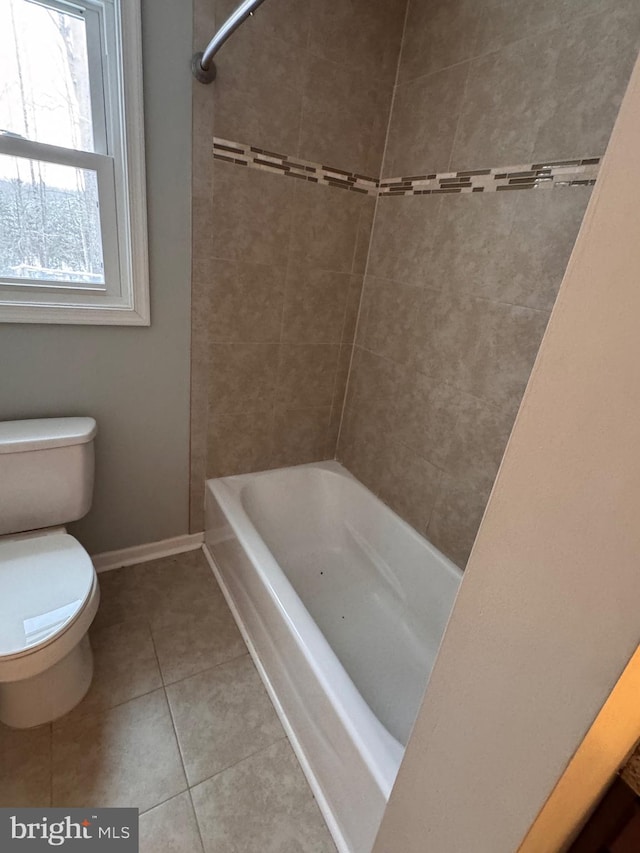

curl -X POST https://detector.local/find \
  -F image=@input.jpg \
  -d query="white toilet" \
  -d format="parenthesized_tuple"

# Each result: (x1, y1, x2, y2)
(0, 417, 100, 729)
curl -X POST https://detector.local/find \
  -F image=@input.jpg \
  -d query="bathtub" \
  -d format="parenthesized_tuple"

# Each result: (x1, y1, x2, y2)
(204, 461, 461, 853)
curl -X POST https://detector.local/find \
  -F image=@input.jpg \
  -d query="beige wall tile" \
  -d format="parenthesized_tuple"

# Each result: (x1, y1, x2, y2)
(308, 0, 405, 84)
(281, 266, 353, 344)
(337, 404, 386, 494)
(357, 277, 423, 367)
(212, 163, 293, 266)
(532, 9, 640, 163)
(271, 406, 333, 468)
(192, 196, 214, 262)
(352, 198, 376, 275)
(207, 410, 274, 478)
(367, 195, 441, 286)
(341, 275, 365, 343)
(289, 182, 366, 272)
(275, 344, 340, 408)
(214, 85, 302, 156)
(209, 343, 279, 413)
(427, 474, 492, 566)
(450, 36, 556, 170)
(474, 0, 633, 58)
(399, 0, 479, 83)
(213, 11, 305, 98)
(376, 439, 443, 532)
(461, 301, 550, 411)
(299, 56, 393, 176)
(427, 189, 591, 311)
(392, 371, 463, 470)
(209, 260, 285, 343)
(216, 0, 311, 49)
(341, 348, 402, 438)
(384, 63, 469, 176)
(498, 189, 592, 311)
(443, 396, 517, 492)
(326, 345, 354, 457)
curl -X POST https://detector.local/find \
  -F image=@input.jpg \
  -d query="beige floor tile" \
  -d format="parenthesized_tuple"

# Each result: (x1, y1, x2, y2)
(140, 791, 204, 853)
(52, 690, 187, 811)
(136, 551, 226, 632)
(54, 621, 163, 726)
(93, 566, 147, 631)
(166, 656, 283, 786)
(191, 739, 336, 853)
(0, 723, 51, 807)
(152, 607, 247, 685)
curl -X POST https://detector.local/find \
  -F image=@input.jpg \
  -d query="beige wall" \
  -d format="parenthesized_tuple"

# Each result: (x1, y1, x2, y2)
(338, 0, 640, 566)
(373, 50, 640, 853)
(0, 0, 192, 554)
(189, 0, 406, 527)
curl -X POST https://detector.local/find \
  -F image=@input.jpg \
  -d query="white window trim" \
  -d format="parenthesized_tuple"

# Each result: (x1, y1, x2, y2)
(0, 0, 150, 326)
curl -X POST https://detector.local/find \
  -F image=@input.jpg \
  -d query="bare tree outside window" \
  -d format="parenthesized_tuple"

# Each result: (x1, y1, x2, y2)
(0, 0, 104, 285)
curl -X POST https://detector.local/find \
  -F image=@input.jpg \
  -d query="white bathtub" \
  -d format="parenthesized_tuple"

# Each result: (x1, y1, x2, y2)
(204, 461, 461, 853)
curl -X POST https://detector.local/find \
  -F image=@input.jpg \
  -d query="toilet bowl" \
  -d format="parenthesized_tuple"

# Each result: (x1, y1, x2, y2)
(0, 418, 99, 729)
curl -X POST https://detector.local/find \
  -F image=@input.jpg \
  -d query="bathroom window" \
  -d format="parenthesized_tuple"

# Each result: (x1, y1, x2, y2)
(0, 0, 149, 325)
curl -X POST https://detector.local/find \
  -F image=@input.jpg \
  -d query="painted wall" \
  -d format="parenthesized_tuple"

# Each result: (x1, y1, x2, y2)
(338, 0, 640, 567)
(189, 0, 406, 528)
(372, 51, 640, 853)
(0, 0, 192, 554)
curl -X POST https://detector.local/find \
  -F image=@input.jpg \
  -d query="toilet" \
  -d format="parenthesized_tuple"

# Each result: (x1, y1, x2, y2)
(0, 417, 100, 729)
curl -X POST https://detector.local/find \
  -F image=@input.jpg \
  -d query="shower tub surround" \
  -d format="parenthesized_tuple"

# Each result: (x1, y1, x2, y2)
(192, 0, 640, 565)
(204, 462, 461, 853)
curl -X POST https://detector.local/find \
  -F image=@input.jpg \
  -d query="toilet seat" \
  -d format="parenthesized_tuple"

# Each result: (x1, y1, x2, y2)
(0, 533, 99, 682)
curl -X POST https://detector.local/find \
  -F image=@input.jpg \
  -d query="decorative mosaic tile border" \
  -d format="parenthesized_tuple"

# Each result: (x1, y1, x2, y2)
(213, 137, 378, 195)
(213, 137, 600, 197)
(379, 158, 600, 197)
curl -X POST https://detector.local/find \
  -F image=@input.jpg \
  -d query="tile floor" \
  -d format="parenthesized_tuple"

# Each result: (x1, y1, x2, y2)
(0, 549, 336, 853)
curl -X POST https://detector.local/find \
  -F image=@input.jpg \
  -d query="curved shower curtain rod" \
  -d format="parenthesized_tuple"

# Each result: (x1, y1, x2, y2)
(192, 0, 268, 83)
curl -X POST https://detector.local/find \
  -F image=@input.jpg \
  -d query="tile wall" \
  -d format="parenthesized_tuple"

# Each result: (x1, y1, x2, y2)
(192, 0, 640, 567)
(189, 0, 405, 528)
(338, 0, 640, 566)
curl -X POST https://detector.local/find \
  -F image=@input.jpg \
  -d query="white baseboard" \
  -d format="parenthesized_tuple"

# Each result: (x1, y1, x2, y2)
(92, 532, 204, 572)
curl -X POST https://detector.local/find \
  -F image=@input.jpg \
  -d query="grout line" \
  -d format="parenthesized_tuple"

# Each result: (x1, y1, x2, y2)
(138, 786, 190, 817)
(446, 45, 475, 172)
(187, 787, 207, 852)
(51, 682, 165, 733)
(396, 5, 614, 89)
(163, 672, 193, 794)
(160, 650, 250, 691)
(336, 0, 411, 460)
(187, 734, 288, 794)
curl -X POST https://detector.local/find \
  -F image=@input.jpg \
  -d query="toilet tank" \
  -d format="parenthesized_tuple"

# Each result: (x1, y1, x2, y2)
(0, 418, 97, 536)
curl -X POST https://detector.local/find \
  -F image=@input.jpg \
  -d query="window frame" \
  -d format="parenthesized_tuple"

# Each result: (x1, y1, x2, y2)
(0, 0, 150, 326)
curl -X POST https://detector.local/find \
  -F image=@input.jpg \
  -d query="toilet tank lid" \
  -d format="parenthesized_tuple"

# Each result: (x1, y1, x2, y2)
(0, 418, 97, 454)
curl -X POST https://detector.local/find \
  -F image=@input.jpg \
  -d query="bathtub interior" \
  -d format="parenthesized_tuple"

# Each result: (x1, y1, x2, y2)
(239, 464, 462, 746)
